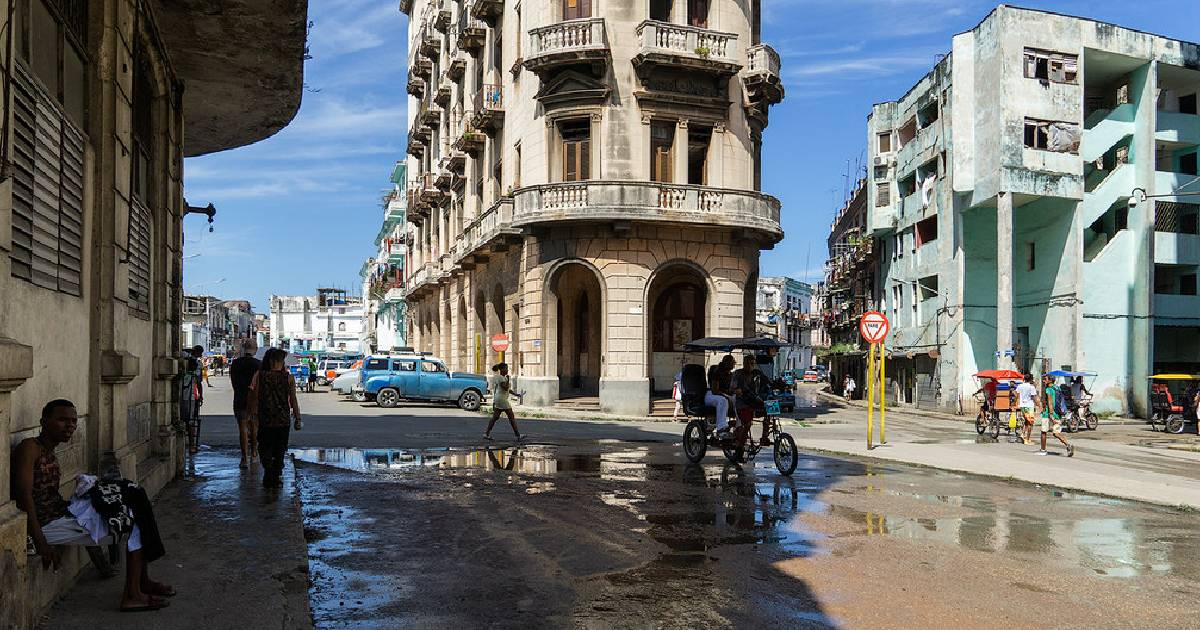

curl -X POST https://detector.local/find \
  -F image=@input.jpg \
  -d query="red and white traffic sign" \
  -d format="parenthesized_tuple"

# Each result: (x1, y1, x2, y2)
(859, 311, 890, 344)
(490, 333, 510, 352)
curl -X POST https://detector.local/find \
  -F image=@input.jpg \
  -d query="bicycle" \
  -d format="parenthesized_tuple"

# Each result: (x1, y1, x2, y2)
(973, 394, 1001, 440)
(682, 398, 798, 475)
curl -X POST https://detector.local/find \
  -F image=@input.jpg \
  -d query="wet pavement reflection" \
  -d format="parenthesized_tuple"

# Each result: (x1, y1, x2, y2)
(292, 443, 1200, 627)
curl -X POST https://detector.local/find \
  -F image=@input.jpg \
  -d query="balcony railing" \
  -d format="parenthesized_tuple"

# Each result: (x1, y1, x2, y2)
(635, 20, 738, 65)
(747, 44, 781, 77)
(527, 18, 608, 68)
(471, 83, 504, 132)
(459, 198, 517, 264)
(513, 181, 781, 239)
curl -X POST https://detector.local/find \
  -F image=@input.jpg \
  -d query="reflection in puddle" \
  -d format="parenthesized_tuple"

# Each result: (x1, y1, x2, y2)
(293, 445, 1200, 582)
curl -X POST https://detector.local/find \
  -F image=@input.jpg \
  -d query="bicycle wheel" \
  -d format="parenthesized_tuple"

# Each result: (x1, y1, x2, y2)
(1084, 412, 1098, 430)
(774, 433, 798, 476)
(1167, 415, 1185, 434)
(1067, 414, 1080, 433)
(988, 419, 1000, 440)
(683, 420, 708, 463)
(975, 413, 987, 435)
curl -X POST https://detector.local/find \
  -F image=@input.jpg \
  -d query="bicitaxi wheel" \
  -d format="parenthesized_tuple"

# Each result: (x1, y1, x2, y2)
(773, 432, 798, 475)
(683, 419, 708, 463)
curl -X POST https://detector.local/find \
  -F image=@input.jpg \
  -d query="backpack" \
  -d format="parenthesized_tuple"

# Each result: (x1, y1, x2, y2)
(1054, 385, 1070, 416)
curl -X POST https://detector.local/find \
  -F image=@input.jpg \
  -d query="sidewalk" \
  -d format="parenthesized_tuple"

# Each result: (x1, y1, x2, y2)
(37, 451, 312, 629)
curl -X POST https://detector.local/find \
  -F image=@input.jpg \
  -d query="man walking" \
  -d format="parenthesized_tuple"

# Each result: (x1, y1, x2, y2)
(180, 346, 205, 453)
(1015, 373, 1039, 445)
(229, 341, 261, 469)
(1038, 374, 1075, 457)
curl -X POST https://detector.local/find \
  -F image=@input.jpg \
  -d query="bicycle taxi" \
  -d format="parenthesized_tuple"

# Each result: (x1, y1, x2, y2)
(1046, 370, 1099, 432)
(1149, 374, 1199, 434)
(677, 337, 799, 475)
(972, 369, 1022, 440)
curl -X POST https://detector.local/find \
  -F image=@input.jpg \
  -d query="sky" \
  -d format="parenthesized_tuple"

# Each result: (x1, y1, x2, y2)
(182, 0, 1200, 309)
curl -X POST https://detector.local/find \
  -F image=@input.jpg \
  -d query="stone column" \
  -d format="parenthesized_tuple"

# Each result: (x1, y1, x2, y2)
(674, 118, 689, 184)
(590, 113, 603, 180)
(996, 191, 1013, 369)
(708, 123, 726, 187)
(0, 337, 34, 629)
(1130, 60, 1157, 417)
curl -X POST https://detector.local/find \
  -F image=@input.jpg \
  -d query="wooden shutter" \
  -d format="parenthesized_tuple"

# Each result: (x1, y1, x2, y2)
(128, 197, 153, 318)
(579, 137, 590, 180)
(10, 63, 85, 296)
(564, 140, 578, 181)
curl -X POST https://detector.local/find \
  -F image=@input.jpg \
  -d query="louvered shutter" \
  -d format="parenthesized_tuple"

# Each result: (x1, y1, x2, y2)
(128, 198, 152, 318)
(9, 63, 85, 296)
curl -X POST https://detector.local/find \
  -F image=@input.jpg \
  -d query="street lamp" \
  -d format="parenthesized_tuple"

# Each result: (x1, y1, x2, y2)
(1128, 186, 1200, 209)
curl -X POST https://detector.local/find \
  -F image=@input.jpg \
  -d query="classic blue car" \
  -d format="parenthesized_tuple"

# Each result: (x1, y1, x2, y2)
(360, 354, 489, 411)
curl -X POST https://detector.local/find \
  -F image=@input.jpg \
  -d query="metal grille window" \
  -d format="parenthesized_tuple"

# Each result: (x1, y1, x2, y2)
(10, 63, 85, 295)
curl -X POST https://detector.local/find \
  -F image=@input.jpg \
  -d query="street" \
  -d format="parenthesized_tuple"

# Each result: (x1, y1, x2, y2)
(190, 381, 1200, 628)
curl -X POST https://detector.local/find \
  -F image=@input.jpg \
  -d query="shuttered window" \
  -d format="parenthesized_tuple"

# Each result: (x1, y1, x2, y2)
(560, 119, 590, 182)
(10, 63, 85, 296)
(128, 199, 152, 318)
(128, 41, 155, 319)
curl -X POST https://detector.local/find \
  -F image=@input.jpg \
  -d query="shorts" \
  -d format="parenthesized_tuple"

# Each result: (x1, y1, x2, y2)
(1020, 407, 1036, 424)
(1041, 415, 1062, 434)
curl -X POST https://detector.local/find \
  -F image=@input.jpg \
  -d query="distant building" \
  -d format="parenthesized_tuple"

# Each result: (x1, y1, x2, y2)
(271, 288, 367, 354)
(822, 177, 876, 396)
(362, 162, 409, 353)
(756, 277, 814, 374)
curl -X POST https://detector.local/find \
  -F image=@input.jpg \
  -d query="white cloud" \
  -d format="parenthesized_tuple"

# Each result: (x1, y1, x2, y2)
(785, 55, 939, 78)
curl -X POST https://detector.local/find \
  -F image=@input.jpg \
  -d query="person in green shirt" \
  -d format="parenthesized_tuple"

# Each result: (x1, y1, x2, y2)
(1038, 374, 1074, 457)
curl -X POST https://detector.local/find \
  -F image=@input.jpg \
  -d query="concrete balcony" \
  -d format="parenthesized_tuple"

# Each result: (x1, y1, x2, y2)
(434, 166, 453, 189)
(420, 103, 443, 129)
(1156, 110, 1200, 146)
(470, 0, 503, 26)
(632, 20, 740, 78)
(525, 18, 609, 77)
(1155, 231, 1200, 266)
(451, 125, 486, 156)
(440, 150, 466, 175)
(387, 246, 406, 264)
(471, 84, 504, 134)
(446, 53, 467, 80)
(417, 23, 440, 60)
(513, 181, 782, 242)
(744, 44, 783, 105)
(458, 198, 520, 268)
(457, 10, 487, 53)
(399, 0, 413, 15)
(1155, 294, 1200, 326)
(432, 5, 451, 32)
(406, 71, 425, 98)
(434, 80, 452, 106)
(406, 135, 426, 158)
(385, 197, 405, 223)
(413, 57, 433, 79)
(418, 173, 446, 204)
(385, 286, 406, 304)
(406, 262, 438, 298)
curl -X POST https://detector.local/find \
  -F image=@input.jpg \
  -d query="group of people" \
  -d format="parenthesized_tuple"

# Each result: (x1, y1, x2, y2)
(699, 354, 771, 443)
(978, 373, 1080, 456)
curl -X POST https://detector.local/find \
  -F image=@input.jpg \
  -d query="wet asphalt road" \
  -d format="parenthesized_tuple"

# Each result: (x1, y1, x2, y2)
(198, 384, 1200, 628)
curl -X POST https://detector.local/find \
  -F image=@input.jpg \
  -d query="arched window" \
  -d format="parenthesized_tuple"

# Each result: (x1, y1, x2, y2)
(652, 282, 705, 351)
(338, 322, 346, 332)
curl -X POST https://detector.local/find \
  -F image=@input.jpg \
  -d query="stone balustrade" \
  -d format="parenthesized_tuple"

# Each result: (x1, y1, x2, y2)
(527, 18, 608, 61)
(636, 20, 738, 65)
(747, 43, 781, 77)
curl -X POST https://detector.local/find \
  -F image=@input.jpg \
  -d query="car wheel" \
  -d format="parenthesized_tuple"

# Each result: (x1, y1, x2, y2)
(377, 388, 400, 408)
(352, 390, 367, 403)
(458, 390, 482, 412)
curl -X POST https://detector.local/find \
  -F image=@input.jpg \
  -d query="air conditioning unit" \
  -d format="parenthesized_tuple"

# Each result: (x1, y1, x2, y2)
(874, 155, 886, 166)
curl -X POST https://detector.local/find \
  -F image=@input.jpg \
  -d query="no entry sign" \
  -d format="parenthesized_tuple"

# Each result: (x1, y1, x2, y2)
(490, 334, 510, 352)
(859, 311, 890, 344)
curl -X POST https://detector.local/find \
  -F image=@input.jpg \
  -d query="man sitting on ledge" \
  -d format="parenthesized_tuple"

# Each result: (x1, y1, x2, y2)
(12, 399, 174, 613)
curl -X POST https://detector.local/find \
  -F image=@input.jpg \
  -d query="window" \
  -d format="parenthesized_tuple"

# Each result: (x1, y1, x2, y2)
(919, 275, 939, 301)
(338, 322, 347, 332)
(1182, 274, 1198, 296)
(1023, 48, 1078, 84)
(1027, 241, 1036, 271)
(915, 216, 938, 246)
(128, 42, 156, 319)
(688, 126, 711, 185)
(877, 132, 892, 154)
(1180, 94, 1197, 116)
(560, 119, 591, 182)
(687, 0, 709, 27)
(897, 118, 917, 148)
(650, 121, 674, 183)
(918, 100, 939, 128)
(1182, 152, 1198, 177)
(562, 0, 591, 20)
(395, 360, 417, 371)
(875, 183, 891, 207)
(652, 282, 706, 352)
(421, 361, 446, 373)
(1023, 118, 1080, 152)
(366, 358, 389, 371)
(513, 142, 522, 188)
(491, 18, 504, 73)
(650, 0, 671, 21)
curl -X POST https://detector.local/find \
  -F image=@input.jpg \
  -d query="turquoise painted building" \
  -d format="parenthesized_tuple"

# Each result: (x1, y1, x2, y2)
(866, 6, 1200, 416)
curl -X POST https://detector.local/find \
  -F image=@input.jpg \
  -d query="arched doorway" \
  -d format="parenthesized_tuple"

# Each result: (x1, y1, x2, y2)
(646, 263, 710, 395)
(546, 262, 603, 398)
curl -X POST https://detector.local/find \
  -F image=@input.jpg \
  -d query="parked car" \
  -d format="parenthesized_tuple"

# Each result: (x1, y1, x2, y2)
(360, 354, 488, 411)
(802, 370, 821, 383)
(332, 369, 369, 401)
(316, 359, 354, 385)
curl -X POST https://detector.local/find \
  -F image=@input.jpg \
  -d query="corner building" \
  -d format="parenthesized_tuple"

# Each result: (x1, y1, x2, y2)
(401, 0, 784, 414)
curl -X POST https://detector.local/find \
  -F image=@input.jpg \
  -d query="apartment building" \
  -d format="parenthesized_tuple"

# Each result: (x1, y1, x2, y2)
(756, 276, 813, 374)
(363, 162, 410, 352)
(399, 0, 786, 414)
(0, 1, 308, 625)
(867, 5, 1200, 415)
(271, 289, 367, 354)
(822, 177, 877, 394)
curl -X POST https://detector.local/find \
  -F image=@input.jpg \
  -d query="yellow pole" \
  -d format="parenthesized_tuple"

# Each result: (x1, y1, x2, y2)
(879, 344, 887, 444)
(866, 343, 875, 450)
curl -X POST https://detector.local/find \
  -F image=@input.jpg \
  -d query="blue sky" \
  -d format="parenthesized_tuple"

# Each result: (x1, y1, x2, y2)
(182, 0, 1200, 309)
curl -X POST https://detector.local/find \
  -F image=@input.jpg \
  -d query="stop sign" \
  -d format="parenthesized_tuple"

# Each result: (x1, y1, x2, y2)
(859, 311, 890, 344)
(490, 334, 510, 352)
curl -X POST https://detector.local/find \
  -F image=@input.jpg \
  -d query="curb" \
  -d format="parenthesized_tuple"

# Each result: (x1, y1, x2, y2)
(812, 390, 1151, 427)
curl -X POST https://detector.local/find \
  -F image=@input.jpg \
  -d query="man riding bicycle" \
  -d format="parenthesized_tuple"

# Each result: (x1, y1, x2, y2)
(732, 355, 770, 446)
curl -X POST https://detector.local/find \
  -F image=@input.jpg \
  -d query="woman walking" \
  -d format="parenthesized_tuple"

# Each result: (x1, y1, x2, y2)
(484, 363, 523, 441)
(247, 348, 302, 487)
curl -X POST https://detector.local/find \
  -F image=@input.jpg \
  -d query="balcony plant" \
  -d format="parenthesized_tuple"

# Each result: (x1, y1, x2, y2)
(694, 46, 711, 59)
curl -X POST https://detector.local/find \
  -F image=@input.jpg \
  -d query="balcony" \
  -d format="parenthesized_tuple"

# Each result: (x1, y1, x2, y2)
(432, 4, 451, 32)
(525, 18, 609, 78)
(413, 56, 433, 79)
(1155, 294, 1200, 326)
(399, 0, 413, 15)
(434, 80, 452, 106)
(470, 0, 503, 26)
(452, 123, 486, 156)
(458, 198, 519, 268)
(419, 173, 446, 204)
(417, 23, 440, 60)
(434, 165, 453, 189)
(406, 189, 430, 222)
(406, 135, 426, 158)
(407, 262, 438, 298)
(457, 11, 487, 53)
(513, 181, 782, 242)
(471, 84, 504, 133)
(446, 53, 467, 80)
(387, 246, 406, 264)
(384, 286, 406, 304)
(744, 44, 784, 106)
(406, 70, 426, 98)
(633, 21, 740, 78)
(440, 150, 466, 174)
(420, 102, 443, 129)
(409, 116, 431, 144)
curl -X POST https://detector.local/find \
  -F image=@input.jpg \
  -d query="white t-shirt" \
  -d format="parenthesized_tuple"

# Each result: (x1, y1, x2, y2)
(1015, 382, 1038, 409)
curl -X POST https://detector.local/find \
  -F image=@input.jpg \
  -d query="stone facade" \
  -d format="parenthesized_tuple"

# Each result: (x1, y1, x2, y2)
(401, 0, 785, 414)
(0, 1, 307, 627)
